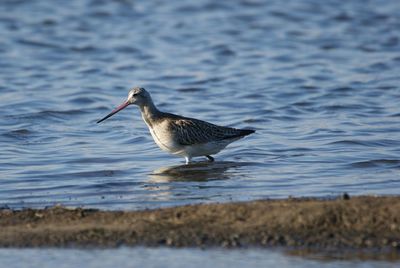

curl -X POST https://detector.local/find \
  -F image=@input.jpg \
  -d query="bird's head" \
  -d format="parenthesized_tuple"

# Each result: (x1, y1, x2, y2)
(97, 86, 151, 123)
(126, 87, 151, 106)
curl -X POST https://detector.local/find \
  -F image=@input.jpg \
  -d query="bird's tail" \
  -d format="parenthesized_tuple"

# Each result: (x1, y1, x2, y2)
(239, 129, 255, 137)
(222, 129, 255, 140)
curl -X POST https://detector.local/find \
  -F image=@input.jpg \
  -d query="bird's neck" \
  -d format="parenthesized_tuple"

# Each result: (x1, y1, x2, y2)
(140, 99, 161, 127)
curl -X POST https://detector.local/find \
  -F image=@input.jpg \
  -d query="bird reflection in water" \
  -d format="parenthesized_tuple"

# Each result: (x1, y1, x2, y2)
(149, 161, 250, 182)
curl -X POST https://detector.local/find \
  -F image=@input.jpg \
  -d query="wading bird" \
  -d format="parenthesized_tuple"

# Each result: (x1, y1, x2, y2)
(97, 87, 255, 164)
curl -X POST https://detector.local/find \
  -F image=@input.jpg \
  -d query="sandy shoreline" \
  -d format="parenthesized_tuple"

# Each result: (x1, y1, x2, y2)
(1, 196, 399, 252)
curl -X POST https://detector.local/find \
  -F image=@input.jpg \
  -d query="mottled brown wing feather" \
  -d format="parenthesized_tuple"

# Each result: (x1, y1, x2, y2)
(169, 118, 247, 146)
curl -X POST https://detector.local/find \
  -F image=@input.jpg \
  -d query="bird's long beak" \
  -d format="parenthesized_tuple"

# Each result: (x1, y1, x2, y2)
(97, 101, 130, 123)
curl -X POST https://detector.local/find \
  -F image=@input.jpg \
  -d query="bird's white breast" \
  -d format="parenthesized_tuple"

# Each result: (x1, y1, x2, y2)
(147, 121, 182, 155)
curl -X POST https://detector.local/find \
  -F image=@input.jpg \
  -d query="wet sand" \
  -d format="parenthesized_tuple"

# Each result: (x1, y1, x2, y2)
(1, 196, 399, 251)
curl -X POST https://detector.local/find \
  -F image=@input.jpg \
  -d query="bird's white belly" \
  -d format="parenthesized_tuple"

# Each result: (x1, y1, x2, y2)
(149, 126, 231, 158)
(184, 140, 232, 157)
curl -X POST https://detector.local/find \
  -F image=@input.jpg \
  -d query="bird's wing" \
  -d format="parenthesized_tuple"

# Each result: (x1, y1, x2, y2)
(169, 118, 244, 146)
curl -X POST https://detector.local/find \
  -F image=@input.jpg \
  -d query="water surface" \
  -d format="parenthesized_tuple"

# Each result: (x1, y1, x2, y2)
(0, 0, 399, 211)
(0, 248, 397, 268)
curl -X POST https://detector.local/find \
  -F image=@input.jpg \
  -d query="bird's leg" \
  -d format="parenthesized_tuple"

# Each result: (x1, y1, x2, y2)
(185, 156, 192, 165)
(206, 155, 214, 162)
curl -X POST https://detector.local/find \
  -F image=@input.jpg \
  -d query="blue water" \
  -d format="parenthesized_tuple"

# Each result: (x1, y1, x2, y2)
(1, 0, 400, 210)
(0, 0, 400, 265)
(0, 248, 398, 268)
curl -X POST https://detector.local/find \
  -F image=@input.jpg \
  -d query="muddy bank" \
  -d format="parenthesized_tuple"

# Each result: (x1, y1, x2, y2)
(1, 196, 399, 250)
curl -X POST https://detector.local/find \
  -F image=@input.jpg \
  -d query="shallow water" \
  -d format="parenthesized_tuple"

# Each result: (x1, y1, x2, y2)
(1, 1, 400, 209)
(0, 248, 398, 268)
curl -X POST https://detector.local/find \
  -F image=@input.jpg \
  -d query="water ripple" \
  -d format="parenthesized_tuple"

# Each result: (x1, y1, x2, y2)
(0, 0, 400, 210)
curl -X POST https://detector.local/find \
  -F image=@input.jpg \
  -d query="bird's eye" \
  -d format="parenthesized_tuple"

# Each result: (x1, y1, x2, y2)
(132, 93, 138, 97)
